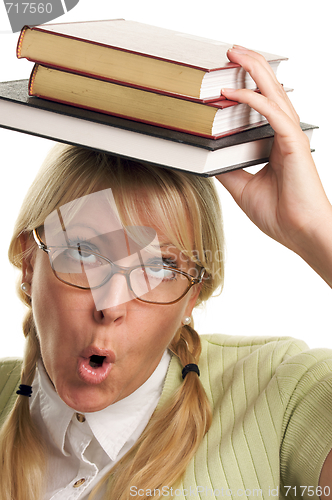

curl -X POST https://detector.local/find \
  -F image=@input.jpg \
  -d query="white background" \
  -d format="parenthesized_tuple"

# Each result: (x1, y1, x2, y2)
(0, 0, 331, 358)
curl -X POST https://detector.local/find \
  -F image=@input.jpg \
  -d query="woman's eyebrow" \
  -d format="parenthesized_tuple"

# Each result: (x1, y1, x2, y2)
(159, 243, 174, 248)
(58, 221, 98, 236)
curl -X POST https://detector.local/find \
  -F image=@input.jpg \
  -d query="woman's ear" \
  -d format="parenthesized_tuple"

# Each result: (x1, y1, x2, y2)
(184, 282, 202, 318)
(19, 232, 36, 288)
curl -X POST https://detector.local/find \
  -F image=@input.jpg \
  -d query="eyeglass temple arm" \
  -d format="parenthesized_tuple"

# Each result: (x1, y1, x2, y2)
(32, 228, 49, 253)
(192, 267, 205, 284)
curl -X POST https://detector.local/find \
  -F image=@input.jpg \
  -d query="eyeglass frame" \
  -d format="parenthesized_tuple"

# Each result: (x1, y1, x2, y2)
(32, 227, 205, 305)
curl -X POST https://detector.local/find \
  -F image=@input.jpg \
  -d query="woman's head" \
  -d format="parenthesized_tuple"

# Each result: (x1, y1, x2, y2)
(10, 143, 224, 306)
(8, 144, 224, 412)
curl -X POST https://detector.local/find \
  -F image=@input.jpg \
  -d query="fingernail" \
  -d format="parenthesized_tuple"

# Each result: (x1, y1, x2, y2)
(233, 44, 249, 50)
(221, 88, 237, 95)
(229, 45, 248, 54)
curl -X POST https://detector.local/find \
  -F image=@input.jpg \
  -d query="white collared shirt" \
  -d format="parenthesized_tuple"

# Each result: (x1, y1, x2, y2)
(30, 352, 171, 500)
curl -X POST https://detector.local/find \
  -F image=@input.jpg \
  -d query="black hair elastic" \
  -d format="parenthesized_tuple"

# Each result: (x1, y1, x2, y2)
(16, 384, 33, 397)
(182, 364, 200, 379)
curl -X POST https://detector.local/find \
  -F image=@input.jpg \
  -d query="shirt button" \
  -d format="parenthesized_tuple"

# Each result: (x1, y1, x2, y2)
(76, 413, 86, 423)
(73, 478, 86, 488)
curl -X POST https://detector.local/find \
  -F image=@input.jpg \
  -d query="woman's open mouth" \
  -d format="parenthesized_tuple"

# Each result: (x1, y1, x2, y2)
(77, 347, 115, 385)
(89, 355, 106, 368)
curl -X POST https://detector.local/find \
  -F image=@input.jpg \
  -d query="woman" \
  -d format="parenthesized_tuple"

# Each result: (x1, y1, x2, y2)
(1, 47, 332, 500)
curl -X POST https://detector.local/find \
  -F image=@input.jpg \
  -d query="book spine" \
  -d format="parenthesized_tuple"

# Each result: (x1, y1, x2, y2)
(16, 25, 29, 58)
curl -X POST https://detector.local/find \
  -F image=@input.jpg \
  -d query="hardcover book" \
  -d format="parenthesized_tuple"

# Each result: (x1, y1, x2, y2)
(29, 64, 267, 139)
(0, 79, 316, 177)
(17, 19, 287, 101)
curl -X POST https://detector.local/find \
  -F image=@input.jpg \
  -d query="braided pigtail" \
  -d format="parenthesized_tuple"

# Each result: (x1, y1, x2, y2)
(91, 323, 211, 500)
(0, 309, 46, 500)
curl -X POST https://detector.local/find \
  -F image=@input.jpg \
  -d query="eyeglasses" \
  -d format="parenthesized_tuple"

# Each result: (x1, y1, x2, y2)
(32, 228, 204, 305)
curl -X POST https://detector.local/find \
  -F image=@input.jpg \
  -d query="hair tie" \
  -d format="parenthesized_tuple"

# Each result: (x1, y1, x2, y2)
(182, 364, 200, 379)
(16, 384, 33, 397)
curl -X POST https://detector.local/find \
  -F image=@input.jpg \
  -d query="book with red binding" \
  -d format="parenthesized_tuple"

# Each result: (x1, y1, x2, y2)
(17, 19, 286, 101)
(28, 64, 268, 139)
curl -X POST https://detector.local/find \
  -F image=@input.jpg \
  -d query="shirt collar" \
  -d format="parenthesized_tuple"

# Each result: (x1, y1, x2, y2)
(32, 351, 171, 461)
(85, 351, 170, 460)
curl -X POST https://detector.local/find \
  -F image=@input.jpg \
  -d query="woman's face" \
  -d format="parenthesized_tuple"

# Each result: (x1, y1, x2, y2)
(23, 196, 201, 413)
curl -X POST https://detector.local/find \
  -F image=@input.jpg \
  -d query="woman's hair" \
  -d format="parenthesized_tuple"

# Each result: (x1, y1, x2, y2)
(0, 144, 224, 500)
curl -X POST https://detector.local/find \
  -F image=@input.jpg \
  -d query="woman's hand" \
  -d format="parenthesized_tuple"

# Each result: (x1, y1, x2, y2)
(216, 46, 332, 288)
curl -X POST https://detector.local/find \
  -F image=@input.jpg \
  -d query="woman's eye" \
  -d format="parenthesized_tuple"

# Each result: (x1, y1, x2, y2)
(66, 246, 101, 266)
(145, 265, 176, 281)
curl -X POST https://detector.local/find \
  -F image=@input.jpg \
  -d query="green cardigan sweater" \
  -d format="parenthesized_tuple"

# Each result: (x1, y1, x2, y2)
(1, 334, 332, 500)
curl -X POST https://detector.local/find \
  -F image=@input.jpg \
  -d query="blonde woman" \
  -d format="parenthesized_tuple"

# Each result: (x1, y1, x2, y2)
(1, 47, 332, 500)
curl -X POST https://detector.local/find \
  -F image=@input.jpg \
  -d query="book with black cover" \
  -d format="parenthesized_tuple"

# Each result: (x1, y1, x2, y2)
(0, 79, 316, 177)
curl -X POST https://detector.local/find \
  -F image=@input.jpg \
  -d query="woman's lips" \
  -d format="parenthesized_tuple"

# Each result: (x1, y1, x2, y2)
(77, 346, 115, 385)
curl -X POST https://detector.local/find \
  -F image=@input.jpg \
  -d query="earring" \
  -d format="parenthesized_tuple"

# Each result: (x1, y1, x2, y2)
(21, 282, 31, 294)
(182, 316, 191, 326)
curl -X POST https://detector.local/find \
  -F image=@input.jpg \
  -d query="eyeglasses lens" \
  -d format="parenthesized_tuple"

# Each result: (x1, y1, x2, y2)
(130, 266, 190, 303)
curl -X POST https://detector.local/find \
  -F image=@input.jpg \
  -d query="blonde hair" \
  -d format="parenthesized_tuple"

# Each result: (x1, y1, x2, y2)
(0, 144, 224, 500)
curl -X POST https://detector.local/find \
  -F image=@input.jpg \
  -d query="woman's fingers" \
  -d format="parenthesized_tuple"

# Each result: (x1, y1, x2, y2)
(216, 168, 258, 211)
(232, 45, 278, 80)
(221, 86, 303, 146)
(227, 47, 299, 124)
(222, 46, 312, 169)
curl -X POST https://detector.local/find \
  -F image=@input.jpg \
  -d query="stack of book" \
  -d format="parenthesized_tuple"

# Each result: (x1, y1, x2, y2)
(0, 20, 316, 176)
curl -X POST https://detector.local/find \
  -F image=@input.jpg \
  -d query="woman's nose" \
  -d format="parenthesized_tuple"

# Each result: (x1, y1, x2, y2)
(90, 273, 135, 311)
